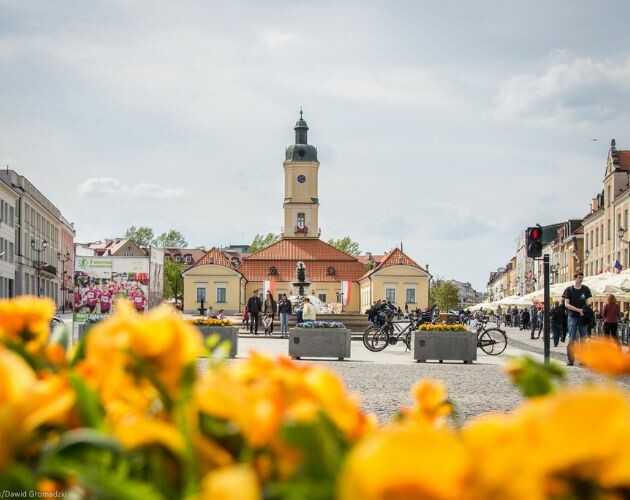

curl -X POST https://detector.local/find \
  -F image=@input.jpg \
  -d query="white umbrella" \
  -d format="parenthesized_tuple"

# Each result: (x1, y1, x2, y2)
(494, 295, 534, 307)
(466, 302, 497, 312)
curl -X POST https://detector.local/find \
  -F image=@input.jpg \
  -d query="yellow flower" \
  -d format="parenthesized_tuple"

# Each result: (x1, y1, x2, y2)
(83, 300, 203, 395)
(462, 414, 546, 500)
(338, 423, 471, 500)
(0, 297, 55, 351)
(400, 379, 452, 425)
(200, 465, 260, 500)
(576, 338, 630, 376)
(113, 415, 184, 455)
(0, 348, 74, 471)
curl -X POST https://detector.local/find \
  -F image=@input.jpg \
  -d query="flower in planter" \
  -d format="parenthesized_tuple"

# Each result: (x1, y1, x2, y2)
(189, 318, 233, 327)
(296, 321, 346, 329)
(418, 324, 468, 332)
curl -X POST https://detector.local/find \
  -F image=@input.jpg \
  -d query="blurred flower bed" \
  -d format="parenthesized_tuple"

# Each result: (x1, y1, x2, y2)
(0, 297, 629, 499)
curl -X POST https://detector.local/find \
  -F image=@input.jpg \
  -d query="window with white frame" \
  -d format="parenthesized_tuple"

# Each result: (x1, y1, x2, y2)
(385, 287, 396, 303)
(216, 286, 227, 303)
(406, 287, 416, 304)
(196, 285, 207, 303)
(318, 291, 327, 303)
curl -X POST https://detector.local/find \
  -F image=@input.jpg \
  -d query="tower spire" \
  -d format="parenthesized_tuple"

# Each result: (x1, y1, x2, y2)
(294, 109, 308, 145)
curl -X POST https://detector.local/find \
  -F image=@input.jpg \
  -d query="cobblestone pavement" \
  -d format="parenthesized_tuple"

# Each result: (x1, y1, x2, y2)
(198, 336, 627, 424)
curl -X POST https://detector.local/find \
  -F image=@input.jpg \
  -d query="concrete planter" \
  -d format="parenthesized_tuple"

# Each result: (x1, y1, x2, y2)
(413, 331, 477, 364)
(195, 326, 239, 358)
(289, 328, 351, 360)
(78, 322, 100, 341)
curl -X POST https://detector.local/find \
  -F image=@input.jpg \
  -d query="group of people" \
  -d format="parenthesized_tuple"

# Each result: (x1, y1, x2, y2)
(498, 272, 625, 366)
(242, 291, 316, 337)
(73, 281, 147, 315)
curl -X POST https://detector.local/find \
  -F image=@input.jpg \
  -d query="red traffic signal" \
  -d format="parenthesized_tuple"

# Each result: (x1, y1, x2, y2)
(526, 226, 543, 258)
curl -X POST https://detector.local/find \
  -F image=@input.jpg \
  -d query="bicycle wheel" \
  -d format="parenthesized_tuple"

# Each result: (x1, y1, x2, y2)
(362, 326, 381, 352)
(404, 330, 412, 350)
(479, 328, 507, 355)
(370, 328, 390, 352)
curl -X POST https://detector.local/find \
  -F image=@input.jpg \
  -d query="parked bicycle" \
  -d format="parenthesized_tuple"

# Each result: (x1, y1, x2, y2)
(363, 304, 439, 352)
(470, 317, 508, 355)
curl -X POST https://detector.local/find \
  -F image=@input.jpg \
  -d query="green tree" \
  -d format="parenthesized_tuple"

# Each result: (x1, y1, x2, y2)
(154, 229, 188, 248)
(429, 279, 460, 312)
(249, 233, 281, 253)
(327, 236, 361, 256)
(163, 259, 185, 304)
(124, 226, 155, 247)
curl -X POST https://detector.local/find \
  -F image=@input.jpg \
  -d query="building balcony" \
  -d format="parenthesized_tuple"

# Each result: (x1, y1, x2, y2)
(295, 225, 308, 234)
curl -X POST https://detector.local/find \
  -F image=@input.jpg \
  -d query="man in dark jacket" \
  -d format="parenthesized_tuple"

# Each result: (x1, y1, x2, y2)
(247, 291, 262, 335)
(562, 271, 592, 366)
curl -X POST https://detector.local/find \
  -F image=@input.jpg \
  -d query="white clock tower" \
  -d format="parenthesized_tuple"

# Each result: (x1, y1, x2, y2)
(283, 111, 320, 239)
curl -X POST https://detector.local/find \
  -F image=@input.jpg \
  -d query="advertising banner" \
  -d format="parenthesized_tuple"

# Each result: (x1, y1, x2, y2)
(73, 256, 151, 332)
(149, 247, 165, 308)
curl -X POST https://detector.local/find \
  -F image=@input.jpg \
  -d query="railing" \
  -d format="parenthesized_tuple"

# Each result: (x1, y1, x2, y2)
(295, 226, 308, 234)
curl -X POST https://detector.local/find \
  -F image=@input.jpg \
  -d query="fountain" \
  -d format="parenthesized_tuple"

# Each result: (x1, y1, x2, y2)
(292, 261, 311, 297)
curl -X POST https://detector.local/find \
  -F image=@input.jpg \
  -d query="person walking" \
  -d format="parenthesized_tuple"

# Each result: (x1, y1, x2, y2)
(302, 297, 316, 322)
(602, 294, 621, 345)
(512, 307, 519, 328)
(550, 301, 564, 347)
(529, 304, 538, 339)
(496, 305, 503, 327)
(278, 293, 292, 338)
(563, 272, 593, 366)
(263, 291, 277, 335)
(247, 291, 262, 335)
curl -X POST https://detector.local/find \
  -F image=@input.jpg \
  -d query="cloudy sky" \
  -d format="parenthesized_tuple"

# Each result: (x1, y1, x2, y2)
(2, 0, 630, 291)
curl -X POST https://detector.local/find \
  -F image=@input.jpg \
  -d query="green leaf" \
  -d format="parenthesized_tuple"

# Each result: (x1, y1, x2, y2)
(198, 414, 244, 458)
(279, 412, 348, 497)
(69, 374, 105, 429)
(0, 464, 38, 492)
(506, 356, 566, 398)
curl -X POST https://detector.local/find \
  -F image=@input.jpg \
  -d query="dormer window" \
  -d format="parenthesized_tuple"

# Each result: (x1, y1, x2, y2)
(327, 266, 335, 275)
(175, 255, 181, 262)
(269, 266, 278, 275)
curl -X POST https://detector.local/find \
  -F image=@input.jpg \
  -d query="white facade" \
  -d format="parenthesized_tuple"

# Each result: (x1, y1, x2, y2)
(0, 178, 18, 298)
(0, 171, 74, 308)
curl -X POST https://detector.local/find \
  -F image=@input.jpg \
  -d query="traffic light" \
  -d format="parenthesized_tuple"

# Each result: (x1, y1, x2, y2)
(526, 226, 543, 258)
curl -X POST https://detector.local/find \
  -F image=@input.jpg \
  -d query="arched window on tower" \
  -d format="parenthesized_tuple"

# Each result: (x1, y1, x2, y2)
(296, 213, 306, 233)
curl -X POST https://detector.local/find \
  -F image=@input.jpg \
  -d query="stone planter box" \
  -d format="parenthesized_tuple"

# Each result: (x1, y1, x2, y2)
(289, 328, 351, 360)
(195, 326, 239, 358)
(413, 331, 477, 364)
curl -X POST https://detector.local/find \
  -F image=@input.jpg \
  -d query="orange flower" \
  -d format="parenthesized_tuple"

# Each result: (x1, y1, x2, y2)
(0, 297, 55, 351)
(576, 338, 630, 376)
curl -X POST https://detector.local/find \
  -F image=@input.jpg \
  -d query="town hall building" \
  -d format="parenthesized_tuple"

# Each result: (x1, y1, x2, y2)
(182, 113, 431, 314)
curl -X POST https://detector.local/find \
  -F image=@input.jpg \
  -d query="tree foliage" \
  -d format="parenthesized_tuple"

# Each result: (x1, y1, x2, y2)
(327, 236, 361, 256)
(163, 260, 185, 304)
(429, 279, 460, 312)
(249, 233, 281, 253)
(154, 230, 188, 248)
(124, 226, 155, 247)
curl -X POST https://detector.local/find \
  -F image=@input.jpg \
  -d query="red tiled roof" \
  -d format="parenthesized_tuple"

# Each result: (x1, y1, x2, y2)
(239, 238, 367, 282)
(356, 254, 385, 265)
(618, 151, 630, 169)
(187, 247, 239, 272)
(164, 248, 206, 262)
(245, 238, 360, 261)
(361, 248, 426, 279)
(239, 260, 367, 282)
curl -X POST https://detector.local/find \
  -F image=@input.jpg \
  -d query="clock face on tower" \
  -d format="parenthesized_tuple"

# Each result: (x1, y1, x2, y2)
(297, 174, 306, 184)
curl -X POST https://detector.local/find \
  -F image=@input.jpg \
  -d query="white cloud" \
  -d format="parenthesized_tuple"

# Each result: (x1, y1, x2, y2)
(493, 58, 630, 128)
(77, 177, 187, 200)
(258, 29, 299, 48)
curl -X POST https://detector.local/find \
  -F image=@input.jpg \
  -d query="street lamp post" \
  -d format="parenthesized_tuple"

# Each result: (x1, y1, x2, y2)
(31, 239, 48, 298)
(57, 251, 71, 314)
